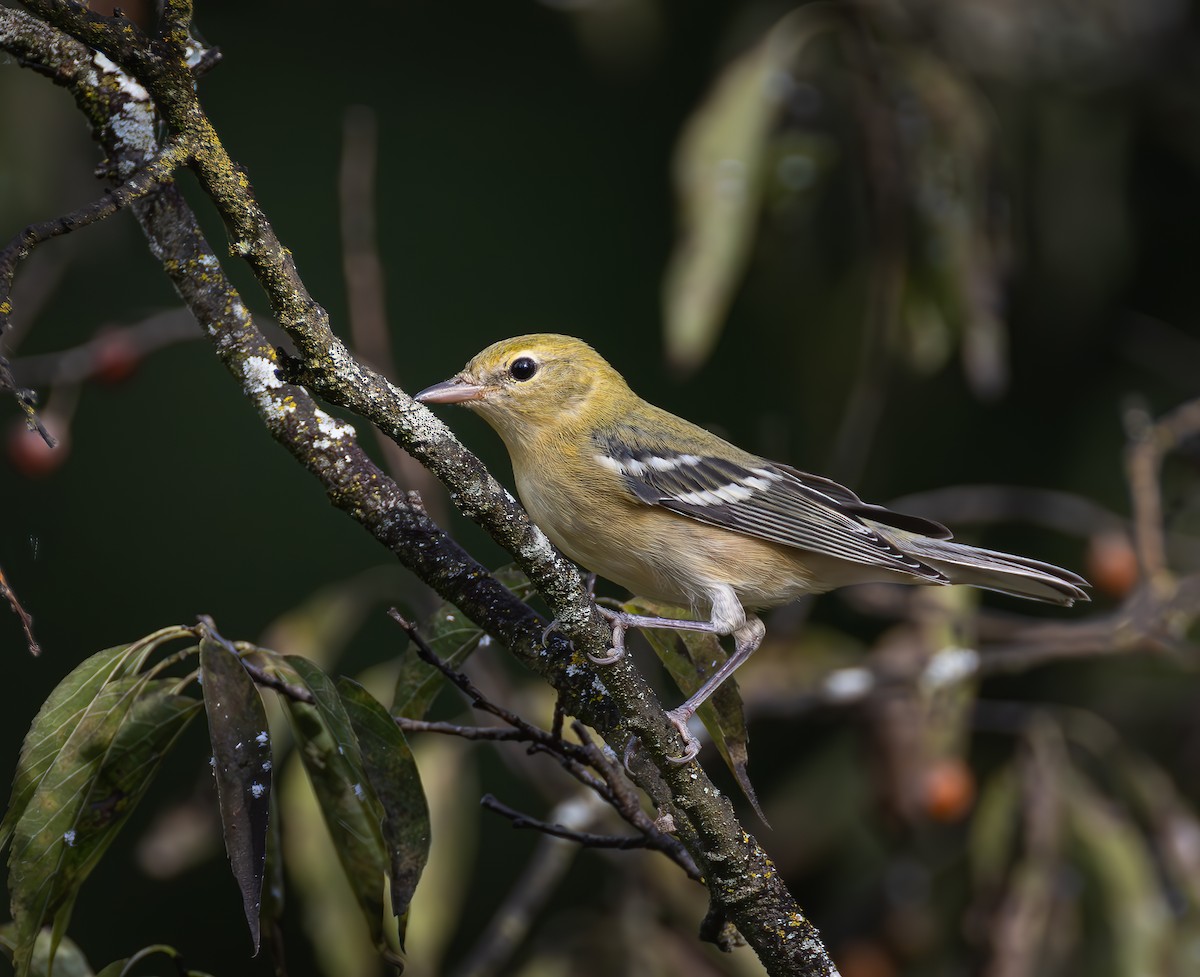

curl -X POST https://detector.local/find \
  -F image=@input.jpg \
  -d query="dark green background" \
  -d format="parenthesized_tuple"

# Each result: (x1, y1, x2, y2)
(2, 1, 1198, 974)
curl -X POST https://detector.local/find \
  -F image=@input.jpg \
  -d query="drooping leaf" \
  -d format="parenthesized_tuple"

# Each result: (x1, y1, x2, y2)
(8, 678, 201, 977)
(199, 635, 273, 953)
(338, 678, 431, 943)
(279, 749, 380, 977)
(1, 626, 195, 852)
(392, 564, 534, 721)
(1066, 772, 1171, 976)
(663, 8, 833, 372)
(624, 599, 764, 820)
(279, 656, 402, 967)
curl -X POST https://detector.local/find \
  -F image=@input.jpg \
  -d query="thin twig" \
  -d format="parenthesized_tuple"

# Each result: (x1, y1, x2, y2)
(240, 658, 315, 705)
(388, 609, 591, 758)
(0, 135, 194, 325)
(336, 105, 445, 511)
(0, 135, 194, 444)
(1125, 396, 1200, 590)
(0, 563, 40, 656)
(394, 718, 545, 742)
(390, 608, 701, 877)
(481, 793, 651, 849)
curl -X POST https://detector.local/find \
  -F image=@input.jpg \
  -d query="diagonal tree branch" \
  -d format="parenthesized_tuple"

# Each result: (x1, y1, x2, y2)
(0, 6, 838, 974)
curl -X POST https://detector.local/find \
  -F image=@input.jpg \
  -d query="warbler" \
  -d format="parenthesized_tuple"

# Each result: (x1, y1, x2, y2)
(416, 334, 1088, 760)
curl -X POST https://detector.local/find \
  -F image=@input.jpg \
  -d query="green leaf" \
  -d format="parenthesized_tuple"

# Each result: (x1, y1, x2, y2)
(338, 678, 431, 943)
(279, 656, 402, 967)
(663, 8, 833, 372)
(624, 599, 764, 820)
(1, 626, 195, 852)
(7, 677, 201, 977)
(1066, 772, 1171, 976)
(392, 564, 534, 721)
(968, 764, 1020, 890)
(200, 635, 273, 953)
(0, 924, 94, 977)
(92, 944, 190, 977)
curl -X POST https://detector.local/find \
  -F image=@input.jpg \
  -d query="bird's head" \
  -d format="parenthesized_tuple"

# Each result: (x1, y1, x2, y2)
(415, 334, 632, 447)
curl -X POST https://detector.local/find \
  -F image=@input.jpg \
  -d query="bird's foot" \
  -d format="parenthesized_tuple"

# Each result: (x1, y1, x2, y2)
(591, 606, 631, 665)
(621, 709, 701, 769)
(663, 707, 701, 764)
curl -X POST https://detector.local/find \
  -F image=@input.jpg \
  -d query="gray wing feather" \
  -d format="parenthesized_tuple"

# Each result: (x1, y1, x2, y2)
(596, 436, 946, 581)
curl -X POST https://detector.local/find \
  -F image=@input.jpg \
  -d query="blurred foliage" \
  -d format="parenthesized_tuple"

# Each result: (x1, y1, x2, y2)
(3, 0, 1200, 975)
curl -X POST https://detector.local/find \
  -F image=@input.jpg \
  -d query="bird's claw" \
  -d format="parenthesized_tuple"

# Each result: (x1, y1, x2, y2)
(541, 617, 562, 647)
(588, 645, 624, 665)
(664, 708, 701, 764)
(621, 711, 701, 770)
(589, 606, 629, 665)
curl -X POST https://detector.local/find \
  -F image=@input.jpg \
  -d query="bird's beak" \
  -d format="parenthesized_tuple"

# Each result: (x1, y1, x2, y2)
(414, 375, 488, 405)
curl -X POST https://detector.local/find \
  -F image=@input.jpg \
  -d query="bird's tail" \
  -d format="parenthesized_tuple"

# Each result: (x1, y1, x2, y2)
(888, 533, 1090, 606)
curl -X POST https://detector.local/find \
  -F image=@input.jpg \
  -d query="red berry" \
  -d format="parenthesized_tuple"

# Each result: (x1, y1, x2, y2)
(7, 416, 69, 478)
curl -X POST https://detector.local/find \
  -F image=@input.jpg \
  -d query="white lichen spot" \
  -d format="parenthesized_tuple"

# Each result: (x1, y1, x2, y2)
(352, 783, 365, 799)
(255, 730, 269, 746)
(822, 666, 874, 703)
(242, 355, 283, 395)
(63, 829, 77, 847)
(93, 51, 150, 100)
(921, 646, 980, 690)
(312, 407, 356, 448)
(478, 635, 492, 648)
(250, 782, 266, 799)
(209, 755, 216, 767)
(262, 760, 272, 772)
(590, 676, 608, 696)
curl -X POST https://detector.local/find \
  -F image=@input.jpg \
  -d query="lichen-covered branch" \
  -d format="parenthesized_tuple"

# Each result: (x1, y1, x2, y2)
(0, 6, 837, 974)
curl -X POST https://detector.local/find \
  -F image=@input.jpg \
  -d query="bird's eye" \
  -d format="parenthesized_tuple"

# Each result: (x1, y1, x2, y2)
(509, 356, 538, 382)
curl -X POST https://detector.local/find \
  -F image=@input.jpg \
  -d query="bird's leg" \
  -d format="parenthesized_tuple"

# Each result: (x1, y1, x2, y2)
(663, 614, 765, 763)
(597, 585, 763, 763)
(590, 606, 723, 666)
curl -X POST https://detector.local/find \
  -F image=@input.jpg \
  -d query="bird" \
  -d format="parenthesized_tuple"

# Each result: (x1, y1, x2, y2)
(416, 334, 1089, 761)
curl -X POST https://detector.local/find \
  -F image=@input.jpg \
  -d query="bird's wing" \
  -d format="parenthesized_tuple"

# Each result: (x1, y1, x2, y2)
(593, 436, 949, 580)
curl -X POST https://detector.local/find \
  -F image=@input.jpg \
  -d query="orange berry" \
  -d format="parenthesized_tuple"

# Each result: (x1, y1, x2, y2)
(921, 757, 975, 823)
(1085, 531, 1138, 599)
